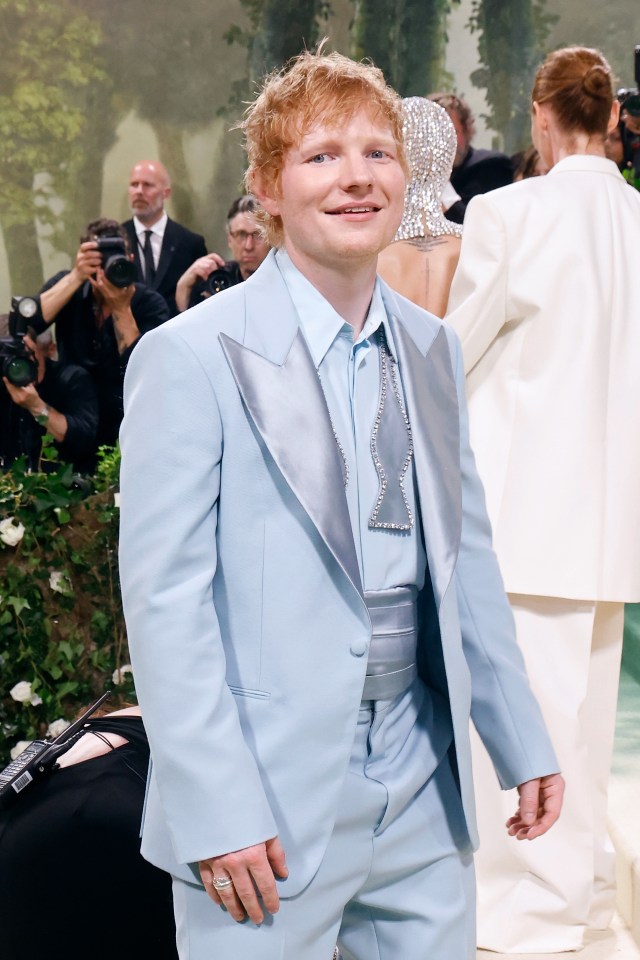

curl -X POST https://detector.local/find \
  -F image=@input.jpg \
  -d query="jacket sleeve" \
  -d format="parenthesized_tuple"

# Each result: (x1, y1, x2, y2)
(118, 324, 278, 864)
(445, 194, 509, 374)
(448, 329, 559, 788)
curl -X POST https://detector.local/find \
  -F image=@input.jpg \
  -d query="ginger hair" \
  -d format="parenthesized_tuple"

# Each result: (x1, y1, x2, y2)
(532, 46, 613, 138)
(241, 48, 407, 246)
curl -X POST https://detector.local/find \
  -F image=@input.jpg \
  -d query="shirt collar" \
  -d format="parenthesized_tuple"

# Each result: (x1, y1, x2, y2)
(274, 248, 396, 367)
(133, 210, 168, 238)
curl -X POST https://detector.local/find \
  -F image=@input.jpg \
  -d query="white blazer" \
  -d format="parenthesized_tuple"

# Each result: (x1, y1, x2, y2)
(446, 155, 640, 602)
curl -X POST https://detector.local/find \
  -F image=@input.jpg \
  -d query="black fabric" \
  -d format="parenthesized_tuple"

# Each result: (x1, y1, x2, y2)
(0, 358, 99, 472)
(122, 217, 207, 317)
(447, 146, 514, 223)
(0, 715, 177, 960)
(35, 274, 169, 449)
(188, 259, 244, 309)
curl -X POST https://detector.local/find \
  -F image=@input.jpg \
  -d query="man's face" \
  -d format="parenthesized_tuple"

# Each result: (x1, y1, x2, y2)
(128, 162, 171, 225)
(260, 107, 406, 276)
(227, 212, 270, 280)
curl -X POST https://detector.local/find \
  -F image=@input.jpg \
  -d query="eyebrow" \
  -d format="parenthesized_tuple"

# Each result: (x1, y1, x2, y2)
(300, 131, 397, 153)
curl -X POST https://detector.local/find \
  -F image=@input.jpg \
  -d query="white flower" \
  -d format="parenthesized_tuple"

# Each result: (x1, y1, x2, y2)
(49, 570, 71, 594)
(10, 680, 33, 703)
(47, 718, 70, 739)
(30, 694, 43, 707)
(113, 492, 120, 508)
(10, 740, 32, 761)
(112, 663, 133, 685)
(0, 517, 25, 547)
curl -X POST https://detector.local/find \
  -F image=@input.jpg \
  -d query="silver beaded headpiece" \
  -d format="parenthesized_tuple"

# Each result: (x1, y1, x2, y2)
(395, 97, 462, 241)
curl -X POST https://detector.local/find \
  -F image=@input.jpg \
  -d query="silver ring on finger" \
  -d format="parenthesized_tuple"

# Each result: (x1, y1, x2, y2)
(212, 875, 234, 891)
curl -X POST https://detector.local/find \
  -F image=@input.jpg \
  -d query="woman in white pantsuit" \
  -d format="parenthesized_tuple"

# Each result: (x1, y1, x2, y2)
(446, 46, 640, 953)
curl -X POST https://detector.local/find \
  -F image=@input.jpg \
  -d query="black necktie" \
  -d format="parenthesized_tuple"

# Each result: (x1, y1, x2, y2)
(143, 229, 156, 283)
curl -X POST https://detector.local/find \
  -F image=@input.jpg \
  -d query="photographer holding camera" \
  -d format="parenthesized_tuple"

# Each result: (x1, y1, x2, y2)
(611, 45, 640, 189)
(31, 218, 170, 450)
(0, 300, 99, 472)
(175, 196, 270, 312)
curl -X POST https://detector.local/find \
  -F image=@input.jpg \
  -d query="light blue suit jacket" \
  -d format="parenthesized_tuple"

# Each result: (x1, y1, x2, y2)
(119, 251, 557, 894)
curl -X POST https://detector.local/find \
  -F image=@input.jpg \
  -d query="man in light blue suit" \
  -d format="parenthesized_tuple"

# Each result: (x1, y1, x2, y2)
(119, 50, 564, 960)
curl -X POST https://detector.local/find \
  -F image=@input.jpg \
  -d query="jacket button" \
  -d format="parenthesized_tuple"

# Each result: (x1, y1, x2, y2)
(350, 638, 367, 657)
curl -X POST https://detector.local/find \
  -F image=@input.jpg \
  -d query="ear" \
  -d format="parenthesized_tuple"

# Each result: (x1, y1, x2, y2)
(531, 101, 548, 133)
(250, 171, 281, 217)
(607, 99, 621, 134)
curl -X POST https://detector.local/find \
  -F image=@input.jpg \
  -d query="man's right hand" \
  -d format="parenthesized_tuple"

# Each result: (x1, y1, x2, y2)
(186, 252, 226, 282)
(198, 836, 288, 924)
(70, 241, 103, 285)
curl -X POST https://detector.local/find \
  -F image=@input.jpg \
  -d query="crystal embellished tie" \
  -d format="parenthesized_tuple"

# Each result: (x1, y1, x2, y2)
(368, 328, 415, 530)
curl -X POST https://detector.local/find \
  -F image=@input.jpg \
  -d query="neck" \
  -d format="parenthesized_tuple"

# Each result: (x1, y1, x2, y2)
(548, 126, 607, 165)
(135, 210, 164, 228)
(284, 246, 377, 338)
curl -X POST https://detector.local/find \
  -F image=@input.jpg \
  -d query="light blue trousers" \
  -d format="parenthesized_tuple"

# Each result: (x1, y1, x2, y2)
(172, 680, 476, 960)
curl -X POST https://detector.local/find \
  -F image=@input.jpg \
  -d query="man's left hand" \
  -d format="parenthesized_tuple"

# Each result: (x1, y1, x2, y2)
(3, 378, 42, 415)
(90, 268, 135, 316)
(507, 773, 564, 840)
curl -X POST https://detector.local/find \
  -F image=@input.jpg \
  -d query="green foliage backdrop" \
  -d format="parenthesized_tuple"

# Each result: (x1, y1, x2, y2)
(0, 445, 129, 762)
(1, 0, 638, 303)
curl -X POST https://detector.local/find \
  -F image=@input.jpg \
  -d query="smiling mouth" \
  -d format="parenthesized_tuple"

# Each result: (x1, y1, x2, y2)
(327, 206, 380, 215)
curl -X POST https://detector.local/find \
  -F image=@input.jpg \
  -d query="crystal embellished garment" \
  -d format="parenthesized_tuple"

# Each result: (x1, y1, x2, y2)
(275, 249, 426, 592)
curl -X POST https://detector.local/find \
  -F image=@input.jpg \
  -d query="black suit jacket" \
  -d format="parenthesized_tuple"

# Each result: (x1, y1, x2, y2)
(447, 147, 514, 224)
(122, 217, 207, 317)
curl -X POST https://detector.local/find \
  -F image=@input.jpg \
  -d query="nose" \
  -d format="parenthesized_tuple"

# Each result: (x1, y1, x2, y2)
(244, 232, 256, 249)
(340, 151, 373, 190)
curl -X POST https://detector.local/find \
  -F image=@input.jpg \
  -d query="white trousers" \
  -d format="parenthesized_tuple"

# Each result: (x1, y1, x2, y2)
(172, 680, 475, 960)
(472, 596, 624, 953)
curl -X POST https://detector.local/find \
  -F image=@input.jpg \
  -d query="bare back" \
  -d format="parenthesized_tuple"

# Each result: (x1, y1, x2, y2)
(377, 236, 461, 318)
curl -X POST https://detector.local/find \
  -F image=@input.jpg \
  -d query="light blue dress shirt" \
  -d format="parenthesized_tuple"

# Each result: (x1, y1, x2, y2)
(275, 249, 426, 592)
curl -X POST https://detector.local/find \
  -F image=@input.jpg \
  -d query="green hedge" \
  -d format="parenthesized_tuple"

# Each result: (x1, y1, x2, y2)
(0, 442, 133, 762)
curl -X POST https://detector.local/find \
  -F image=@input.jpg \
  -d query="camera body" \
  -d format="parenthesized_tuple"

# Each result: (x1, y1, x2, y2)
(0, 297, 40, 387)
(95, 236, 137, 288)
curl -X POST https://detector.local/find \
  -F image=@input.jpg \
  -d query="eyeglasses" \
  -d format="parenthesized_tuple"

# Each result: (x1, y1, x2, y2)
(228, 229, 263, 244)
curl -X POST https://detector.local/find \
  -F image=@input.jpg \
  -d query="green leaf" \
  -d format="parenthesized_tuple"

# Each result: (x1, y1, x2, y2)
(58, 640, 74, 662)
(7, 596, 30, 616)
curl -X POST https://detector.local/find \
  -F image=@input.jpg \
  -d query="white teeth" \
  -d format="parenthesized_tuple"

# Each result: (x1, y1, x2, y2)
(342, 207, 373, 213)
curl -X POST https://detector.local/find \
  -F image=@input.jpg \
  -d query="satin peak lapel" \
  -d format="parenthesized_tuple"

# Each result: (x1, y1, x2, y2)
(220, 328, 363, 599)
(391, 319, 461, 604)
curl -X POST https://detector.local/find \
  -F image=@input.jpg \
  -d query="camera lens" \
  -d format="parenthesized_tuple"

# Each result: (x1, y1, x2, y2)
(206, 268, 233, 295)
(104, 256, 137, 288)
(5, 355, 37, 387)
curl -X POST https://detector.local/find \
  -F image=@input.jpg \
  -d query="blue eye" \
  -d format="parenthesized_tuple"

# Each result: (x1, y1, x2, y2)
(310, 154, 328, 164)
(370, 150, 385, 159)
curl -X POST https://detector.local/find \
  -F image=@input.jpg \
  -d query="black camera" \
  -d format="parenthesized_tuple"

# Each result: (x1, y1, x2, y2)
(204, 264, 238, 296)
(95, 235, 137, 288)
(0, 296, 40, 387)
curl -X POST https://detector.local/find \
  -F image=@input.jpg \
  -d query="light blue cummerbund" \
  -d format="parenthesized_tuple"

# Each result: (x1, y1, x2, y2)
(362, 586, 418, 701)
